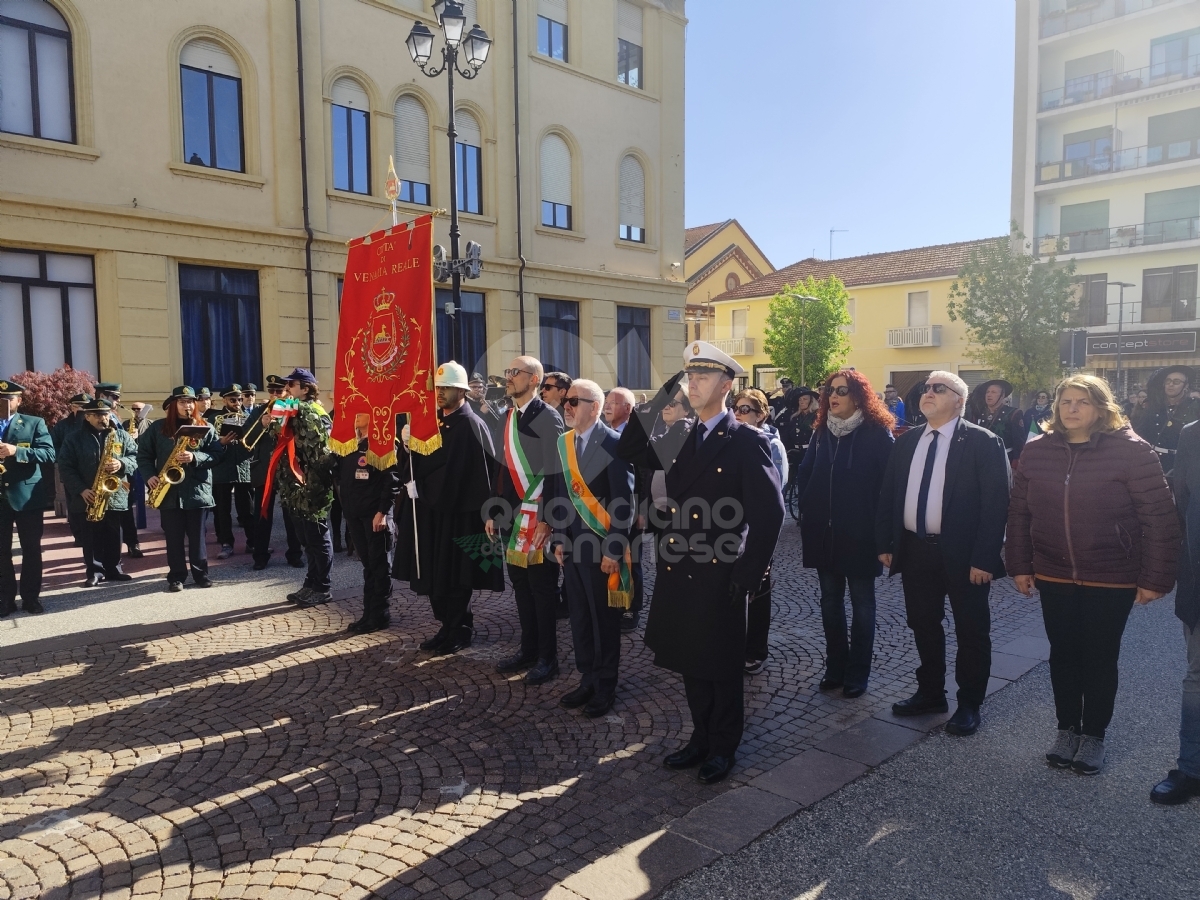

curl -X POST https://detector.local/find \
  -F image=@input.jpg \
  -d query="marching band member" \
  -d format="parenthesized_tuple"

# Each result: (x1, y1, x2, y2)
(52, 392, 91, 546)
(94, 382, 143, 556)
(0, 380, 55, 617)
(546, 379, 635, 718)
(617, 342, 784, 785)
(487, 356, 565, 685)
(210, 384, 254, 559)
(138, 386, 219, 593)
(58, 397, 138, 587)
(394, 361, 503, 653)
(237, 375, 304, 570)
(241, 383, 259, 412)
(197, 387, 213, 417)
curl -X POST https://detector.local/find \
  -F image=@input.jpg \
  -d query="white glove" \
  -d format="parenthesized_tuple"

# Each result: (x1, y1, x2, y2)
(401, 424, 411, 448)
(405, 480, 418, 499)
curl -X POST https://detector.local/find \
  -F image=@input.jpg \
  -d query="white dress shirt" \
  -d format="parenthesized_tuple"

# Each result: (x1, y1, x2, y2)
(903, 417, 959, 535)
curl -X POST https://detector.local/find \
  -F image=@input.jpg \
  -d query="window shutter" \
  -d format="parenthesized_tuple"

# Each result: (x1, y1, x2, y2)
(460, 0, 478, 21)
(540, 134, 572, 205)
(332, 77, 368, 109)
(181, 39, 240, 78)
(539, 0, 567, 20)
(393, 95, 430, 184)
(456, 110, 481, 147)
(618, 155, 645, 229)
(618, 0, 642, 45)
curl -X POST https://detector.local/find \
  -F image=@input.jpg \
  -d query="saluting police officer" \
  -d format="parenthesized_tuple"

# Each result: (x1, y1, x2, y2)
(58, 397, 138, 587)
(617, 343, 784, 785)
(0, 380, 56, 616)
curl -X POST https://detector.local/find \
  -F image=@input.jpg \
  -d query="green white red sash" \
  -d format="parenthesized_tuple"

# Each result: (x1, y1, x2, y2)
(556, 431, 632, 609)
(504, 408, 544, 567)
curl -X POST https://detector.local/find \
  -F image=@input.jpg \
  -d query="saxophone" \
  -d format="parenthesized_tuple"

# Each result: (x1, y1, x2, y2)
(86, 428, 123, 522)
(146, 433, 201, 509)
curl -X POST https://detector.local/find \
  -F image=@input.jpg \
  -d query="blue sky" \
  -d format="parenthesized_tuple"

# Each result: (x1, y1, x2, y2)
(684, 0, 1016, 268)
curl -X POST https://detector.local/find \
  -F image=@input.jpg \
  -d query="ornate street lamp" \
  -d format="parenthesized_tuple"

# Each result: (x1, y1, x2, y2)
(406, 2, 493, 362)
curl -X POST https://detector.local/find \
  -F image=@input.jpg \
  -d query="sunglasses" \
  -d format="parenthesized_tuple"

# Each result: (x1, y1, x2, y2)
(540, 382, 563, 391)
(733, 404, 761, 415)
(920, 383, 959, 396)
(504, 368, 535, 378)
(563, 397, 597, 407)
(665, 399, 686, 409)
(822, 386, 851, 397)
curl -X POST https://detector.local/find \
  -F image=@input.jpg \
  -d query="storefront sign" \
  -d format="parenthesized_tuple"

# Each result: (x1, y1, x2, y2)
(1086, 330, 1198, 356)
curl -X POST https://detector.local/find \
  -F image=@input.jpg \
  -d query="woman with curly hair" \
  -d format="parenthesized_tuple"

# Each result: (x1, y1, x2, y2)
(793, 369, 895, 697)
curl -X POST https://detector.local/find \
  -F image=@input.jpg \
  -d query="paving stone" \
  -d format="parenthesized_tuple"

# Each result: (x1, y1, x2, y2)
(665, 788, 799, 854)
(559, 831, 719, 900)
(749, 750, 869, 807)
(813, 717, 925, 767)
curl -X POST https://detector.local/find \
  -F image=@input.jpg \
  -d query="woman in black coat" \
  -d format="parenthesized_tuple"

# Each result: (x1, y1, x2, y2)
(793, 369, 895, 696)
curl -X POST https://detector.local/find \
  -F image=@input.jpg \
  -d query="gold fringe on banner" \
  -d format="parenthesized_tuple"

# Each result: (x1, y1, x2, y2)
(407, 431, 443, 456)
(327, 436, 400, 472)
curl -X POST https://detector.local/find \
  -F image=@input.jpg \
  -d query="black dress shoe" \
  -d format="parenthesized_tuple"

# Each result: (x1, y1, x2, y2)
(105, 571, 134, 583)
(0, 597, 17, 617)
(524, 659, 560, 685)
(559, 684, 595, 710)
(583, 693, 615, 718)
(21, 598, 44, 615)
(167, 581, 184, 593)
(620, 610, 640, 633)
(359, 616, 390, 634)
(664, 745, 708, 770)
(1151, 770, 1200, 805)
(193, 574, 214, 588)
(420, 627, 450, 651)
(819, 676, 844, 691)
(84, 573, 105, 588)
(697, 755, 735, 785)
(944, 704, 981, 736)
(842, 684, 867, 699)
(892, 692, 949, 717)
(127, 546, 145, 559)
(346, 616, 370, 634)
(495, 652, 538, 674)
(287, 556, 305, 568)
(253, 551, 272, 571)
(440, 626, 473, 654)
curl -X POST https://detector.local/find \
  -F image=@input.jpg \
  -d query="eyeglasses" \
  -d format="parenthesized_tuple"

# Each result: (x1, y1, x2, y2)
(1165, 377, 1189, 386)
(920, 383, 959, 396)
(504, 368, 535, 378)
(734, 405, 761, 415)
(822, 386, 851, 397)
(563, 397, 597, 407)
(540, 382, 563, 392)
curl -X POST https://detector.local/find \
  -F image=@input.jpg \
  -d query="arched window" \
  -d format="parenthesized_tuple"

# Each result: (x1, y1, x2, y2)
(540, 133, 572, 230)
(618, 154, 645, 243)
(331, 76, 370, 194)
(455, 110, 482, 214)
(180, 38, 244, 172)
(725, 273, 740, 293)
(0, 0, 74, 142)
(393, 94, 430, 206)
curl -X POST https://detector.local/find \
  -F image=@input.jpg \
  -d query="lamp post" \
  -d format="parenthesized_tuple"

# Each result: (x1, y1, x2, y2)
(405, 1, 492, 363)
(1107, 280, 1135, 391)
(796, 294, 820, 386)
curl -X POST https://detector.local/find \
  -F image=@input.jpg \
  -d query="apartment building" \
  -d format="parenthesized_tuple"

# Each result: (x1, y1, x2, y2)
(1013, 0, 1200, 393)
(681, 218, 774, 344)
(0, 0, 687, 401)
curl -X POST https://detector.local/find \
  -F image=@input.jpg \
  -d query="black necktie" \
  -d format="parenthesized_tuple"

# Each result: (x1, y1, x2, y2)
(694, 422, 707, 449)
(576, 432, 585, 463)
(916, 430, 938, 539)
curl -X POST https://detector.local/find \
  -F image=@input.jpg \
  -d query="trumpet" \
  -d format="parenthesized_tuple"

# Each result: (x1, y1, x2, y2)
(240, 401, 277, 452)
(86, 428, 123, 522)
(147, 434, 200, 508)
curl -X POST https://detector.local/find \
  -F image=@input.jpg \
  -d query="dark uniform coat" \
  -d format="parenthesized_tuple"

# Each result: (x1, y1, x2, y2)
(136, 419, 219, 509)
(333, 438, 402, 519)
(618, 409, 784, 681)
(58, 424, 139, 513)
(1134, 397, 1200, 474)
(393, 402, 504, 595)
(0, 414, 55, 512)
(208, 409, 252, 484)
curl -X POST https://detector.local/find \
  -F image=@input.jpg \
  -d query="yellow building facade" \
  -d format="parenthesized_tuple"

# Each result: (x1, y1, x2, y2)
(0, 0, 687, 403)
(709, 238, 1004, 396)
(681, 218, 774, 343)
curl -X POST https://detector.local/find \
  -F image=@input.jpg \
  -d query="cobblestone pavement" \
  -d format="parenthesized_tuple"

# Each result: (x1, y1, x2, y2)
(0, 519, 1047, 899)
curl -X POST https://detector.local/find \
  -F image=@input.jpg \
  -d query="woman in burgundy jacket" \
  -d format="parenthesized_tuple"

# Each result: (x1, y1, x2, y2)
(1007, 374, 1179, 776)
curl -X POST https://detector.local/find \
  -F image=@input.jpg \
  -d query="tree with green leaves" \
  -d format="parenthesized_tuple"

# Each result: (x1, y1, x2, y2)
(946, 225, 1078, 397)
(763, 275, 853, 387)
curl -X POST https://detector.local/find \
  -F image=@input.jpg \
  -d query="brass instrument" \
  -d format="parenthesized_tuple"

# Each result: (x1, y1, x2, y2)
(147, 433, 201, 508)
(0, 461, 6, 475)
(240, 401, 277, 452)
(86, 428, 123, 522)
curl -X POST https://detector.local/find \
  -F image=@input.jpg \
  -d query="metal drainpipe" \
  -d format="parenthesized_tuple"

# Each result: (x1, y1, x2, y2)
(295, 0, 316, 372)
(512, 0, 526, 354)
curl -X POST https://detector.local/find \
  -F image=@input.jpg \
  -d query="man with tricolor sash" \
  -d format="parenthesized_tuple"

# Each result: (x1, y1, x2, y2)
(486, 356, 565, 685)
(545, 378, 635, 719)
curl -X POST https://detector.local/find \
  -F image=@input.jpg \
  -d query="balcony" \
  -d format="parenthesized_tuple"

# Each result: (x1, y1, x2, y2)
(887, 326, 941, 349)
(1037, 139, 1200, 184)
(711, 337, 755, 356)
(1039, 0, 1178, 39)
(1035, 215, 1200, 256)
(1039, 52, 1200, 111)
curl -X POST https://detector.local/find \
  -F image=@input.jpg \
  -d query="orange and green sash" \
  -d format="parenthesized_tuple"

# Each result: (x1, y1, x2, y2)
(557, 431, 632, 609)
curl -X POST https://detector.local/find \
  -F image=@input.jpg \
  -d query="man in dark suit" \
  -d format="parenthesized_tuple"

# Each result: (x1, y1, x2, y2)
(618, 342, 784, 785)
(548, 378, 635, 719)
(0, 380, 56, 616)
(486, 356, 565, 685)
(875, 369, 1011, 736)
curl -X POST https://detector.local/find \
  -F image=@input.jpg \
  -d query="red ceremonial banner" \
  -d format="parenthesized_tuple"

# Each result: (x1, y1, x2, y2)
(331, 214, 439, 467)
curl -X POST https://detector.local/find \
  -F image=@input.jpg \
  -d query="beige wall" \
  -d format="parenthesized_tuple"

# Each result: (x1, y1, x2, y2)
(0, 0, 687, 399)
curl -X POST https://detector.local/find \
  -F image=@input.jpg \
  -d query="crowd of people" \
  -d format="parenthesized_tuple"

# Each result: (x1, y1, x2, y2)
(1, 353, 1199, 802)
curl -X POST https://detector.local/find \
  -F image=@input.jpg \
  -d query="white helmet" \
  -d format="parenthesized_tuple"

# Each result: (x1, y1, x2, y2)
(434, 361, 470, 389)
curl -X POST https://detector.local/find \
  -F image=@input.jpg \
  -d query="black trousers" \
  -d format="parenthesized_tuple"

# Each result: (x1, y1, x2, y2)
(899, 531, 992, 707)
(746, 570, 773, 662)
(508, 555, 560, 662)
(298, 516, 333, 593)
(345, 515, 392, 620)
(683, 675, 744, 758)
(65, 499, 84, 546)
(213, 482, 254, 548)
(629, 526, 645, 614)
(1037, 579, 1136, 740)
(78, 505, 123, 576)
(160, 507, 209, 584)
(0, 503, 44, 604)
(252, 486, 303, 564)
(430, 588, 474, 631)
(119, 507, 139, 549)
(564, 557, 623, 696)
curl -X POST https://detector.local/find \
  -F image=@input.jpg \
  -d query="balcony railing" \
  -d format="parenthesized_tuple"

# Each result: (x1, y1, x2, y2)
(887, 326, 941, 349)
(1037, 139, 1200, 184)
(711, 337, 755, 356)
(1035, 216, 1200, 256)
(1039, 52, 1200, 111)
(1039, 0, 1177, 39)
